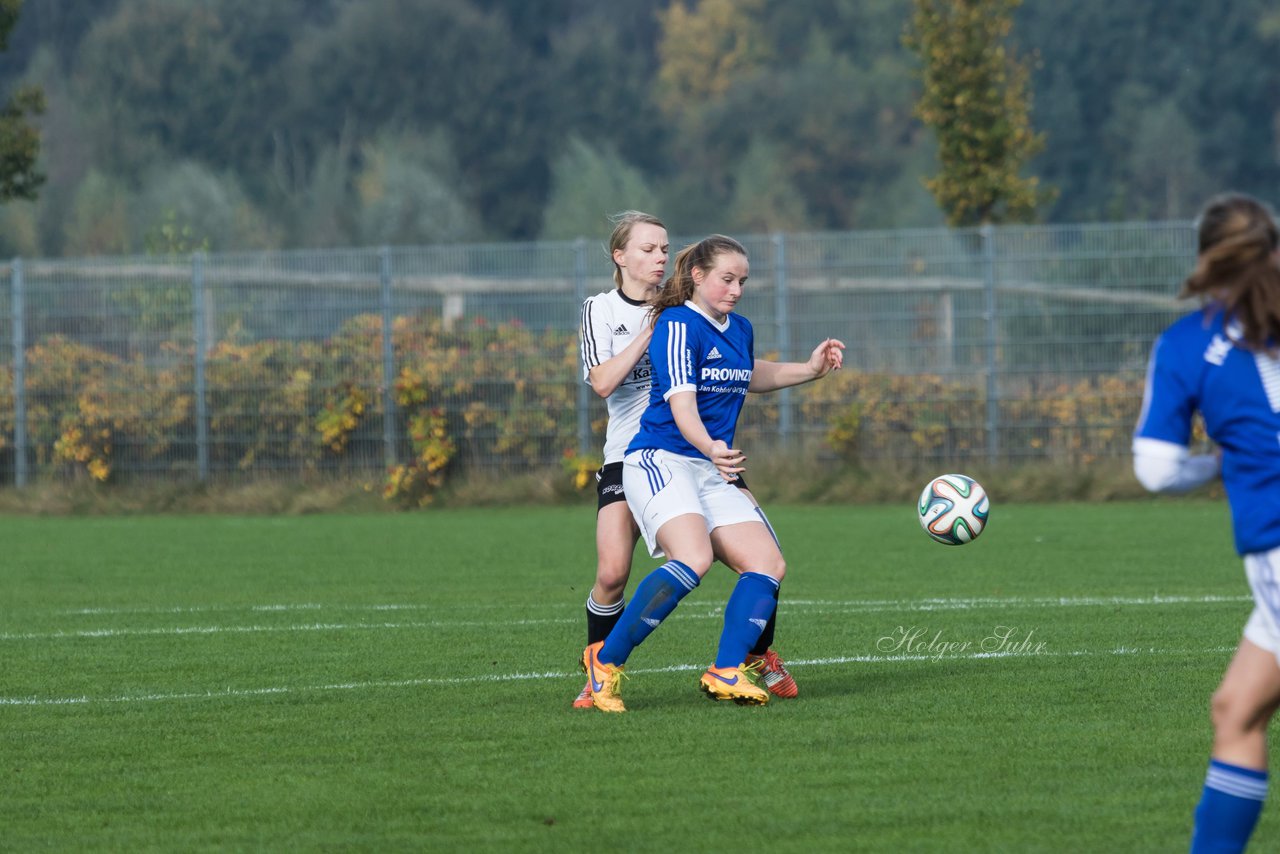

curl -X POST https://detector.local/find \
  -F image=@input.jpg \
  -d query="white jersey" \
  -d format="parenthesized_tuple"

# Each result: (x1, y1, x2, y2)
(579, 288, 653, 464)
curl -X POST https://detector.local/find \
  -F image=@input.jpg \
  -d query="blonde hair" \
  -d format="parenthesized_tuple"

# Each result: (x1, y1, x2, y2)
(1183, 193, 1280, 352)
(607, 210, 665, 288)
(650, 234, 747, 320)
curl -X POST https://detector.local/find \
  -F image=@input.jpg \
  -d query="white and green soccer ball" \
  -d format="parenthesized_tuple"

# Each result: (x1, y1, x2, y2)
(917, 473, 989, 545)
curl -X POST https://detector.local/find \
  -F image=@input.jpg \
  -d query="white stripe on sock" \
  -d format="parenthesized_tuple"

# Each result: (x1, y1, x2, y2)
(1207, 767, 1269, 801)
(586, 596, 625, 616)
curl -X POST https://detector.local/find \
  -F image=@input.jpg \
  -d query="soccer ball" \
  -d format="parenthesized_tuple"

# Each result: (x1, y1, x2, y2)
(917, 474, 989, 545)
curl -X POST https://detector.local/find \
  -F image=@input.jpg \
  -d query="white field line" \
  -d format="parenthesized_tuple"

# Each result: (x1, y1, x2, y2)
(0, 644, 1239, 707)
(4, 593, 1251, 642)
(56, 592, 1252, 618)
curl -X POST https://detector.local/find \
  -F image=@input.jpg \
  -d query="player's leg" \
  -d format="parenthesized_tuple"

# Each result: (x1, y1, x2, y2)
(1191, 549, 1280, 852)
(1190, 636, 1280, 853)
(711, 519, 784, 658)
(574, 488, 639, 708)
(596, 512, 710, 666)
(581, 451, 712, 712)
(589, 465, 639, 640)
(735, 486, 798, 697)
(698, 479, 785, 705)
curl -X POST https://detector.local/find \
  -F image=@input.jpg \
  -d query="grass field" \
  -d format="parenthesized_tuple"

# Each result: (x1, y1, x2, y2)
(0, 499, 1269, 851)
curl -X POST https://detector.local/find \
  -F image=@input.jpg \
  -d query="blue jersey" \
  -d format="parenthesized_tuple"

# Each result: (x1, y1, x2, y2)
(1135, 306, 1280, 554)
(627, 301, 754, 460)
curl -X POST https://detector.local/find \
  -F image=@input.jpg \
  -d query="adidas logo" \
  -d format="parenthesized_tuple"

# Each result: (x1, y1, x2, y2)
(706, 346, 722, 360)
(613, 324, 629, 335)
(749, 617, 768, 630)
(642, 617, 661, 628)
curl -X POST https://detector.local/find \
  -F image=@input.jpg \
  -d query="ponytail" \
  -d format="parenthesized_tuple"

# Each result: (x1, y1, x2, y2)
(1183, 193, 1280, 352)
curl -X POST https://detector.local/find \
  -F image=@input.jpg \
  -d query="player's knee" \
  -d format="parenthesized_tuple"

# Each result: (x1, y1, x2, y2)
(595, 562, 630, 599)
(759, 554, 786, 582)
(677, 550, 714, 577)
(1209, 687, 1260, 736)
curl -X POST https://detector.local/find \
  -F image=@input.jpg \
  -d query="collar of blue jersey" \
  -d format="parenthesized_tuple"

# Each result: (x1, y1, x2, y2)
(683, 299, 731, 333)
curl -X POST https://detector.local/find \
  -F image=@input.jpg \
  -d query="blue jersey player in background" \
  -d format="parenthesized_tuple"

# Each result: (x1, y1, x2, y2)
(581, 234, 846, 712)
(1134, 193, 1280, 853)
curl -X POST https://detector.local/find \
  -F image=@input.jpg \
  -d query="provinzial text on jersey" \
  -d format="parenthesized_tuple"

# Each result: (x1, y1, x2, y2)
(700, 367, 752, 382)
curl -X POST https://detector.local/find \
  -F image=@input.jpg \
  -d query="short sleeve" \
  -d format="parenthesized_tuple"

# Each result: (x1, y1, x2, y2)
(579, 296, 615, 382)
(1135, 333, 1196, 447)
(650, 316, 697, 400)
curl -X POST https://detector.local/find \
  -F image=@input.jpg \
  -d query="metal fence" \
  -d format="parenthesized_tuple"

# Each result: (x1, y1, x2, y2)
(0, 221, 1198, 486)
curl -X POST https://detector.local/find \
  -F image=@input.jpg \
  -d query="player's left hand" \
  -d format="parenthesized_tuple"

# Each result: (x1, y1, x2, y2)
(807, 338, 846, 379)
(707, 439, 746, 481)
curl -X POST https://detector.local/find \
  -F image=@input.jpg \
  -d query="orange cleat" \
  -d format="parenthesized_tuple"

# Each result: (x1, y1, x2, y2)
(581, 641, 626, 713)
(698, 662, 770, 705)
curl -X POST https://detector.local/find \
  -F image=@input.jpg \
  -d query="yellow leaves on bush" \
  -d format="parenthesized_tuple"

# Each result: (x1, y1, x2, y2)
(383, 409, 456, 508)
(561, 448, 602, 492)
(806, 370, 1145, 465)
(316, 384, 368, 453)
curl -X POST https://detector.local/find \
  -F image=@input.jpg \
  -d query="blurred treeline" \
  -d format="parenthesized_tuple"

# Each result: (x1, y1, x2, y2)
(0, 0, 1275, 257)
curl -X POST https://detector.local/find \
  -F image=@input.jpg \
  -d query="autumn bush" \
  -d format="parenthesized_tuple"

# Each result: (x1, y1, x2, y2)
(3, 318, 1150, 502)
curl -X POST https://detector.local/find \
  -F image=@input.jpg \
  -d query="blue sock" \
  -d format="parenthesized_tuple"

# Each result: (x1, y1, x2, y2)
(1191, 758, 1268, 853)
(714, 572, 780, 668)
(598, 560, 699, 666)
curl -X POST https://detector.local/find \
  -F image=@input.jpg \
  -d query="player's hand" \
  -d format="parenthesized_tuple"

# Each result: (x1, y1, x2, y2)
(707, 439, 745, 481)
(807, 338, 846, 379)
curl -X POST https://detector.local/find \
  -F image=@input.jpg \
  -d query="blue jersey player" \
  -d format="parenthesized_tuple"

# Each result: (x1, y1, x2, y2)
(581, 234, 846, 712)
(1134, 193, 1280, 853)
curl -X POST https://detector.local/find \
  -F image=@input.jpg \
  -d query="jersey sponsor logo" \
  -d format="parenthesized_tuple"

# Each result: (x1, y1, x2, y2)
(614, 323, 629, 335)
(1205, 334, 1232, 366)
(700, 366, 752, 382)
(706, 346, 722, 360)
(601, 484, 624, 496)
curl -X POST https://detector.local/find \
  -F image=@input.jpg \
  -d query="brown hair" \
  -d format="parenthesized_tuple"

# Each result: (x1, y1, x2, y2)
(649, 234, 748, 320)
(607, 210, 666, 288)
(1182, 193, 1280, 352)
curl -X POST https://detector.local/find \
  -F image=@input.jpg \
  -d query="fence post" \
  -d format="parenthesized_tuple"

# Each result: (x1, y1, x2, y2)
(773, 233, 792, 446)
(11, 258, 26, 487)
(379, 247, 397, 470)
(192, 251, 209, 482)
(981, 224, 999, 463)
(573, 238, 590, 455)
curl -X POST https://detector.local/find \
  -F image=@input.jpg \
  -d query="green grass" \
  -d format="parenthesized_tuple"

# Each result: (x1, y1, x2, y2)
(0, 500, 1269, 851)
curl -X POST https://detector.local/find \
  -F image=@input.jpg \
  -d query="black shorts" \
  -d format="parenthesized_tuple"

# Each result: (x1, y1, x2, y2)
(596, 461, 749, 510)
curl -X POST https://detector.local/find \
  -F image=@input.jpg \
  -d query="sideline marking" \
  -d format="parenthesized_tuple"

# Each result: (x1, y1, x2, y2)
(4, 593, 1250, 642)
(0, 645, 1239, 707)
(54, 592, 1252, 617)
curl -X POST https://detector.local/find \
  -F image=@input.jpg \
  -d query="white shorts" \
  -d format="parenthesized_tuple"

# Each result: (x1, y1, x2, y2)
(622, 448, 761, 558)
(1242, 546, 1280, 657)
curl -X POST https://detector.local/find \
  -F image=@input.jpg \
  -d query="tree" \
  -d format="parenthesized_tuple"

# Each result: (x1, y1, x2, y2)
(726, 136, 812, 234)
(280, 0, 548, 239)
(354, 131, 482, 246)
(539, 137, 658, 241)
(657, 0, 772, 114)
(904, 0, 1051, 226)
(0, 0, 44, 202)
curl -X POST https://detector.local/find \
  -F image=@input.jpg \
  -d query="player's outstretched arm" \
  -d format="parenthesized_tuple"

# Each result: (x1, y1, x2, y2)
(749, 337, 845, 393)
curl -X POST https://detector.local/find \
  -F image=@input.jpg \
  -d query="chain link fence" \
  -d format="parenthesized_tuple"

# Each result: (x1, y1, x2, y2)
(0, 221, 1197, 487)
